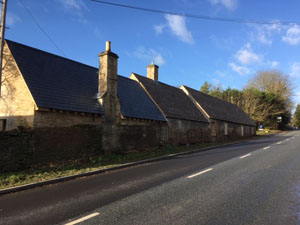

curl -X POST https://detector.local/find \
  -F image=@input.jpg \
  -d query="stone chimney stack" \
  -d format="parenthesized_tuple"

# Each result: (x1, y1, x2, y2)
(98, 41, 120, 123)
(147, 62, 159, 81)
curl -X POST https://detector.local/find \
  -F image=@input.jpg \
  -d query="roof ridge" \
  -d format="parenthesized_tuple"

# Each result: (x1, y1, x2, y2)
(134, 73, 185, 91)
(5, 39, 98, 70)
(183, 85, 240, 108)
(118, 74, 138, 82)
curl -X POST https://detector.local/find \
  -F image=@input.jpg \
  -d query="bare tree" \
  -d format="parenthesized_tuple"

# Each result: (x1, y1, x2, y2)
(246, 70, 294, 106)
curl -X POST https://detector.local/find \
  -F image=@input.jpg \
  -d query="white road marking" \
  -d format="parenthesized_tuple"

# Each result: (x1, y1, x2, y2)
(277, 141, 282, 144)
(65, 212, 100, 225)
(187, 168, 213, 179)
(240, 153, 251, 159)
(264, 146, 270, 150)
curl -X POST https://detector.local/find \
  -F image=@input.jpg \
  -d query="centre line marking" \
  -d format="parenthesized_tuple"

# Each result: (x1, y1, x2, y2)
(277, 141, 282, 144)
(187, 168, 213, 179)
(264, 146, 270, 150)
(240, 153, 251, 159)
(65, 212, 100, 225)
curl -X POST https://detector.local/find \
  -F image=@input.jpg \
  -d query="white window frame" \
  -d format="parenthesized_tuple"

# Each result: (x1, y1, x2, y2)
(224, 123, 228, 135)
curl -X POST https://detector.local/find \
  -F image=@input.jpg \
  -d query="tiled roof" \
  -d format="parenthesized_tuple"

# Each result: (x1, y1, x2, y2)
(7, 40, 104, 115)
(6, 40, 166, 121)
(183, 86, 256, 126)
(133, 74, 208, 123)
(118, 76, 166, 121)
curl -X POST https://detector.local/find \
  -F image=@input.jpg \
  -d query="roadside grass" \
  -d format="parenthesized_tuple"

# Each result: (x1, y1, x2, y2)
(0, 136, 263, 190)
(256, 129, 282, 136)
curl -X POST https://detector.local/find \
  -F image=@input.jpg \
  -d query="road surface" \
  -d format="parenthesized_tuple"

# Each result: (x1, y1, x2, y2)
(1, 131, 300, 225)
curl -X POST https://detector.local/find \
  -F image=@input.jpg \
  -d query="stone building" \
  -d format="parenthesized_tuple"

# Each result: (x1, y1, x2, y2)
(0, 40, 168, 151)
(0, 40, 166, 130)
(0, 39, 255, 151)
(130, 67, 210, 145)
(180, 85, 256, 141)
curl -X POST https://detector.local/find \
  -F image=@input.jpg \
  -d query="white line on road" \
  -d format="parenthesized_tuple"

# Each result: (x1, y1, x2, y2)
(277, 141, 282, 144)
(263, 146, 270, 150)
(240, 153, 251, 159)
(187, 168, 213, 179)
(65, 212, 100, 225)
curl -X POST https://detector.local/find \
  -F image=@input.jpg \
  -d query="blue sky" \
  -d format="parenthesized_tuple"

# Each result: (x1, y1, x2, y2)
(5, 0, 300, 107)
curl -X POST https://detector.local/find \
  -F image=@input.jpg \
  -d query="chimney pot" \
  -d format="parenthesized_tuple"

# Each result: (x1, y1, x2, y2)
(106, 41, 111, 52)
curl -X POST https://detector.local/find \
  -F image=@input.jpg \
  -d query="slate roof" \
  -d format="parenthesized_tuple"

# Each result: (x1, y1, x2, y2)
(6, 40, 166, 121)
(183, 86, 256, 126)
(117, 76, 166, 121)
(133, 74, 208, 123)
(7, 40, 104, 115)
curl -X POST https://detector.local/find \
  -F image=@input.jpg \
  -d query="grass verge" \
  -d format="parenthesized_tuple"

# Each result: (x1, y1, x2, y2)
(256, 129, 282, 136)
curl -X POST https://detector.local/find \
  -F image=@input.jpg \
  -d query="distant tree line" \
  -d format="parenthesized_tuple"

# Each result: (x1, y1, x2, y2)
(200, 70, 294, 129)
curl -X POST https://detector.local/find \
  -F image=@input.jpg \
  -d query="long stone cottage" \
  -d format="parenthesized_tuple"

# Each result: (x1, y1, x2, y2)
(0, 39, 256, 152)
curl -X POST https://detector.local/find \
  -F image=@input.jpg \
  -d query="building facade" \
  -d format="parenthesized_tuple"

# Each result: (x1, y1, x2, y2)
(0, 40, 256, 151)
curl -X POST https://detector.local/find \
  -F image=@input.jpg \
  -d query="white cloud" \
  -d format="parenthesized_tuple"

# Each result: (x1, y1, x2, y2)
(290, 62, 300, 77)
(235, 43, 262, 65)
(58, 0, 87, 11)
(252, 23, 282, 45)
(209, 0, 237, 10)
(269, 61, 279, 68)
(153, 54, 165, 65)
(154, 24, 165, 35)
(165, 14, 194, 44)
(57, 0, 88, 23)
(228, 62, 250, 75)
(6, 12, 21, 26)
(282, 25, 300, 45)
(134, 47, 165, 66)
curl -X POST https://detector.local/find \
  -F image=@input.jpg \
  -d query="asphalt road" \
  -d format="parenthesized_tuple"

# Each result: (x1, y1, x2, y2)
(1, 131, 300, 225)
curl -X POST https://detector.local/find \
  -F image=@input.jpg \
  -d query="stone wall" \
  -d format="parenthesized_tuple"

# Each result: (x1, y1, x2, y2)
(34, 110, 103, 128)
(102, 123, 167, 153)
(211, 119, 255, 142)
(167, 118, 210, 145)
(0, 122, 167, 172)
(33, 125, 103, 166)
(0, 129, 33, 172)
(0, 125, 103, 172)
(0, 44, 36, 130)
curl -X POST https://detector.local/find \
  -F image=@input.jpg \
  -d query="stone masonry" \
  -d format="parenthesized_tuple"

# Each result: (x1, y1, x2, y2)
(0, 44, 35, 130)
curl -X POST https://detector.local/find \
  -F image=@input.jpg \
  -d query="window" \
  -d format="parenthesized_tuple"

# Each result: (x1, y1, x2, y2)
(224, 123, 228, 135)
(161, 126, 168, 142)
(211, 122, 216, 136)
(241, 125, 244, 136)
(0, 119, 7, 131)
